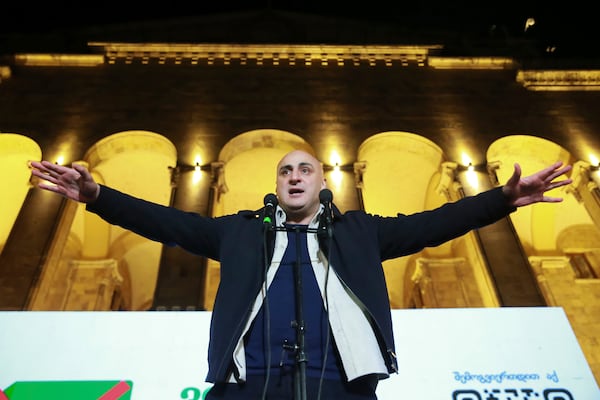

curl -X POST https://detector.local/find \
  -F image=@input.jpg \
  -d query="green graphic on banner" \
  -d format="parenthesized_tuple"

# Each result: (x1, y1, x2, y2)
(1, 380, 133, 399)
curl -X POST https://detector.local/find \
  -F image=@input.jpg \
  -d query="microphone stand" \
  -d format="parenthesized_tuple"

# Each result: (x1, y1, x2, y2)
(272, 225, 320, 400)
(291, 225, 308, 400)
(261, 196, 311, 400)
(272, 223, 329, 400)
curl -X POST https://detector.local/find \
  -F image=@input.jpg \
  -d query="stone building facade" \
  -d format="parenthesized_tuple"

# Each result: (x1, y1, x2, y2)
(1, 10, 599, 384)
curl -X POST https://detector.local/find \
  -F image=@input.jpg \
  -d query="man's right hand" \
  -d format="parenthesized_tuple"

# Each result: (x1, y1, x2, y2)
(29, 160, 100, 203)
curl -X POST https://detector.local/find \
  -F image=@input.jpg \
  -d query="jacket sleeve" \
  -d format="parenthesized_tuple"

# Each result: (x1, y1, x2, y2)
(86, 184, 223, 260)
(376, 186, 516, 260)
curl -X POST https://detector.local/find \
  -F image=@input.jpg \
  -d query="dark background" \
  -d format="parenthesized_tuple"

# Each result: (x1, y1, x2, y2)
(1, 1, 597, 58)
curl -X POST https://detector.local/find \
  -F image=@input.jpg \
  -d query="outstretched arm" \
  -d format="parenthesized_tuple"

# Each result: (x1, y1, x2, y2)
(502, 161, 572, 207)
(29, 160, 100, 203)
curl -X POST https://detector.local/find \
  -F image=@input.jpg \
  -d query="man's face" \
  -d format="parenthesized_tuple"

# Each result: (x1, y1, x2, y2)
(276, 150, 326, 223)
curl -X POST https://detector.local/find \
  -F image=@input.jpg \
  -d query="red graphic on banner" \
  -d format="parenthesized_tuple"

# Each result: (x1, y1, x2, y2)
(99, 381, 131, 400)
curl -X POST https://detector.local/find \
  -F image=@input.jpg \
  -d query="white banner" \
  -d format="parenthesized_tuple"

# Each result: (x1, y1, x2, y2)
(1, 307, 598, 399)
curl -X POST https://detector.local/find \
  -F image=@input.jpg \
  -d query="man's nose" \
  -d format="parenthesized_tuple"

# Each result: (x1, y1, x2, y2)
(290, 169, 301, 180)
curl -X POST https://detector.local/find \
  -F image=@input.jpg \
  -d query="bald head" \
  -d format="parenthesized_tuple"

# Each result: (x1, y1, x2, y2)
(275, 150, 327, 224)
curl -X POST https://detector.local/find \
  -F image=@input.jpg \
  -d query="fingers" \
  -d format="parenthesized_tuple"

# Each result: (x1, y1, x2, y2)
(543, 196, 564, 203)
(545, 162, 571, 177)
(550, 177, 573, 190)
(33, 171, 57, 185)
(30, 160, 85, 190)
(30, 160, 63, 177)
(548, 166, 572, 182)
(37, 181, 64, 195)
(29, 163, 58, 184)
(514, 162, 522, 175)
(506, 163, 522, 187)
(535, 161, 562, 179)
(526, 162, 571, 188)
(543, 164, 572, 190)
(72, 163, 90, 180)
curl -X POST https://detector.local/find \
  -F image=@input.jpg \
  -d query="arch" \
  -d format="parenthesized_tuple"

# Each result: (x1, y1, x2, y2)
(487, 135, 587, 253)
(203, 129, 313, 309)
(357, 131, 445, 216)
(78, 131, 178, 310)
(357, 131, 447, 309)
(556, 224, 600, 250)
(218, 129, 313, 163)
(214, 129, 313, 215)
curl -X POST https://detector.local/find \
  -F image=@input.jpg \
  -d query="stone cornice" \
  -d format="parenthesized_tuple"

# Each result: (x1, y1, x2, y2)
(87, 42, 444, 67)
(12, 54, 105, 67)
(428, 56, 516, 70)
(4, 43, 600, 92)
(516, 70, 600, 91)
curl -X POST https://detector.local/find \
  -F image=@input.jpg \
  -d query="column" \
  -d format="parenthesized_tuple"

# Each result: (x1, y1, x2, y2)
(453, 162, 546, 306)
(0, 188, 66, 310)
(151, 163, 213, 311)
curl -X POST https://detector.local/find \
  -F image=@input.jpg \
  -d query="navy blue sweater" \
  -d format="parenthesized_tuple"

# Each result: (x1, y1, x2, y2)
(244, 225, 342, 380)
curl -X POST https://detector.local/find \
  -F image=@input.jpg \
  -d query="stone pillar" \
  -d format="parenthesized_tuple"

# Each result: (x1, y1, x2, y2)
(353, 161, 367, 210)
(452, 162, 546, 306)
(202, 161, 227, 311)
(0, 188, 66, 310)
(27, 195, 81, 310)
(152, 164, 213, 311)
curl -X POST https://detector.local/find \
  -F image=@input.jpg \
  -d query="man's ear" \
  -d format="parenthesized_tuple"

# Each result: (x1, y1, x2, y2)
(321, 178, 327, 189)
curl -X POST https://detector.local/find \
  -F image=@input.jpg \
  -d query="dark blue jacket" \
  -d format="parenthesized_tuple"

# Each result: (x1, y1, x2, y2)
(87, 185, 515, 383)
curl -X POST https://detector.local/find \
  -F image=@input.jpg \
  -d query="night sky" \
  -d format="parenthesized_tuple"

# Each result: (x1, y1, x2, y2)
(0, 1, 597, 58)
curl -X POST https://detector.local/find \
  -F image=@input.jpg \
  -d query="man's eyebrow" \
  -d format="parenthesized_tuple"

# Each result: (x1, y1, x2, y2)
(278, 162, 314, 171)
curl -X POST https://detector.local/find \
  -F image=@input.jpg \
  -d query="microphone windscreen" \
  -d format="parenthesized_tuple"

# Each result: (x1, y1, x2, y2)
(319, 189, 333, 203)
(264, 193, 278, 206)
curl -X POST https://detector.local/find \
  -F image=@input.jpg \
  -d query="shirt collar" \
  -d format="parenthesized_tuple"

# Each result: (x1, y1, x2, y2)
(275, 203, 324, 228)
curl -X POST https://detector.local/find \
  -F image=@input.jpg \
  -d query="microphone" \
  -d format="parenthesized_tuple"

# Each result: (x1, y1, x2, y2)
(263, 193, 278, 229)
(319, 189, 334, 238)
